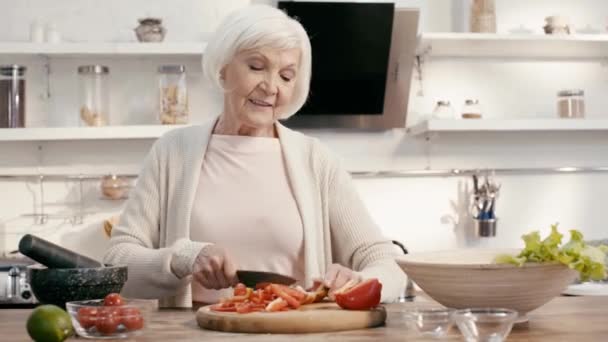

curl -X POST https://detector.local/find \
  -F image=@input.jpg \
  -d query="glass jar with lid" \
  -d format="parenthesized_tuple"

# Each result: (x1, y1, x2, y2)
(78, 65, 110, 126)
(158, 65, 188, 125)
(462, 99, 482, 119)
(432, 100, 455, 119)
(557, 89, 585, 118)
(470, 0, 496, 33)
(0, 65, 26, 128)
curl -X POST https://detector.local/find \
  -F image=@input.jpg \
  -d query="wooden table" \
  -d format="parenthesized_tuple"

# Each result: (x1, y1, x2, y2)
(2, 296, 607, 341)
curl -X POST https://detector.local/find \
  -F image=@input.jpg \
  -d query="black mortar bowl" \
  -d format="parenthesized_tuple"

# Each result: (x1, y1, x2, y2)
(28, 264, 127, 308)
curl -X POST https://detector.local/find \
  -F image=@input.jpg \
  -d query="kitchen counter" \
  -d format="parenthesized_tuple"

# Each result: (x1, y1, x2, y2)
(2, 296, 607, 341)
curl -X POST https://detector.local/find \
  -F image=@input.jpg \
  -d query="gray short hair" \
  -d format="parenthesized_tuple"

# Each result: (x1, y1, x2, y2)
(203, 4, 312, 120)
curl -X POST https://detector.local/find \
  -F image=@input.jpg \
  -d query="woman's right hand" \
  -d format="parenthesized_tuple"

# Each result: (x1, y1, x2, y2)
(192, 245, 238, 290)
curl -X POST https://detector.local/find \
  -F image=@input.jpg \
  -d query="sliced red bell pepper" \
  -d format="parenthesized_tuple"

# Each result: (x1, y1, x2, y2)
(334, 278, 382, 311)
(270, 284, 301, 309)
(265, 297, 289, 312)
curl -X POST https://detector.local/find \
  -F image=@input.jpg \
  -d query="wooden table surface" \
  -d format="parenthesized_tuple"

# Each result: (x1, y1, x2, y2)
(2, 296, 607, 341)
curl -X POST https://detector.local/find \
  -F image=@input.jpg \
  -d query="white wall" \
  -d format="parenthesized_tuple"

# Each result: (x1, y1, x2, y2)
(1, 0, 608, 261)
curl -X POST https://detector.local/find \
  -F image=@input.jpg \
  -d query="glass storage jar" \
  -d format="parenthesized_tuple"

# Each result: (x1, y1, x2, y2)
(158, 65, 188, 124)
(557, 89, 585, 118)
(470, 0, 496, 33)
(0, 65, 26, 128)
(462, 99, 482, 119)
(432, 100, 455, 119)
(78, 65, 109, 126)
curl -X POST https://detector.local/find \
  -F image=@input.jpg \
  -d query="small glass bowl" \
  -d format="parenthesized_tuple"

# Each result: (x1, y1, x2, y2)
(453, 308, 518, 342)
(402, 308, 455, 338)
(66, 298, 154, 339)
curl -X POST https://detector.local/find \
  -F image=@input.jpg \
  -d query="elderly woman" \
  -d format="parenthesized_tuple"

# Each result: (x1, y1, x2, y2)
(104, 4, 406, 307)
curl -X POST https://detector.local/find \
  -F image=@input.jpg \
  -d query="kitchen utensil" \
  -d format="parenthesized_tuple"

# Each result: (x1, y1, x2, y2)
(18, 234, 103, 269)
(197, 301, 386, 333)
(29, 264, 127, 308)
(0, 259, 37, 306)
(475, 218, 497, 237)
(236, 270, 296, 288)
(453, 308, 517, 342)
(396, 248, 577, 322)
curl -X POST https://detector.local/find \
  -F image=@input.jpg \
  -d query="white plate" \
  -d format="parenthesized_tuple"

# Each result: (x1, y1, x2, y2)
(562, 282, 608, 296)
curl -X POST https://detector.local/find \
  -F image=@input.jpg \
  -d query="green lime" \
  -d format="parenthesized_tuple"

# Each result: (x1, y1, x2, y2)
(26, 304, 74, 342)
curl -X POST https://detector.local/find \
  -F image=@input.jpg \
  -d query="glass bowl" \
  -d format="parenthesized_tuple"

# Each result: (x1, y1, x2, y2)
(401, 308, 455, 338)
(66, 298, 155, 339)
(453, 308, 518, 342)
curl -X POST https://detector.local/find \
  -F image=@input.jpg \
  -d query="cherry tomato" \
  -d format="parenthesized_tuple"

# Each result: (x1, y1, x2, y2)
(77, 307, 98, 329)
(119, 307, 143, 329)
(119, 307, 141, 318)
(103, 293, 124, 306)
(233, 283, 248, 296)
(98, 306, 121, 317)
(95, 312, 119, 335)
(334, 278, 382, 310)
(122, 313, 144, 330)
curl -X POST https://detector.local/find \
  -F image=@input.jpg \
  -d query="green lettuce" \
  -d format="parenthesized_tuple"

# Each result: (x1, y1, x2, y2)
(495, 224, 607, 282)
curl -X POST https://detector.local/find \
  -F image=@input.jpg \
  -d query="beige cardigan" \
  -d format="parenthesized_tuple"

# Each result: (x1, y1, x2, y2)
(103, 119, 406, 308)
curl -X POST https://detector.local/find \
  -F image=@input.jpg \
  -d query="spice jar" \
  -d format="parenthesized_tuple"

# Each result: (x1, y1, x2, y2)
(100, 175, 131, 200)
(557, 89, 585, 118)
(432, 101, 455, 119)
(462, 99, 482, 119)
(134, 18, 166, 43)
(158, 65, 188, 125)
(78, 65, 110, 126)
(0, 65, 26, 128)
(470, 0, 496, 33)
(544, 16, 571, 35)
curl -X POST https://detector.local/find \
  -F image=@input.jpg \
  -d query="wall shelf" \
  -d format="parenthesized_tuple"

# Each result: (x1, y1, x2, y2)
(418, 33, 608, 58)
(0, 125, 188, 142)
(0, 42, 205, 57)
(407, 119, 608, 136)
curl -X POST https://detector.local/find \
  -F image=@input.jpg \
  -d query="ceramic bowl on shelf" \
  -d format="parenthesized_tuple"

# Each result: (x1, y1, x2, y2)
(396, 249, 578, 321)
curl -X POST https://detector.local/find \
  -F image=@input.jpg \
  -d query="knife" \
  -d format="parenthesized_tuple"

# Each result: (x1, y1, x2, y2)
(236, 270, 297, 288)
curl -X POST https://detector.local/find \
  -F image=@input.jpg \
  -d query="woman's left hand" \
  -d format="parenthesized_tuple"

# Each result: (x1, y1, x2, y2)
(323, 263, 362, 298)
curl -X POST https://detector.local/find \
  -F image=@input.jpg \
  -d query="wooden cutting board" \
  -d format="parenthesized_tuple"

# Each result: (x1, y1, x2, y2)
(196, 302, 386, 334)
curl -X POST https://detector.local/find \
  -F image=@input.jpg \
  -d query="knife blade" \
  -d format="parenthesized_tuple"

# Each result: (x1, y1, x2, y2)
(236, 270, 296, 288)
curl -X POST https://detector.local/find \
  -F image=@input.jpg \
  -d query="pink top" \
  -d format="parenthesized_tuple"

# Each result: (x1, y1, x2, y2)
(190, 134, 305, 303)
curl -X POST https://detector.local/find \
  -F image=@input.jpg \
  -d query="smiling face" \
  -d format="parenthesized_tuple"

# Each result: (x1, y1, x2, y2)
(220, 47, 301, 132)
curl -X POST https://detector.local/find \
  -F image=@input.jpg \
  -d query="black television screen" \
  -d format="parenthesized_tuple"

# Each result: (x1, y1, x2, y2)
(278, 2, 394, 115)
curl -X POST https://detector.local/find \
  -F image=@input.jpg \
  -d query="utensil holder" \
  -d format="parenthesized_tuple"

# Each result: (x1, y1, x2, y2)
(475, 218, 497, 237)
